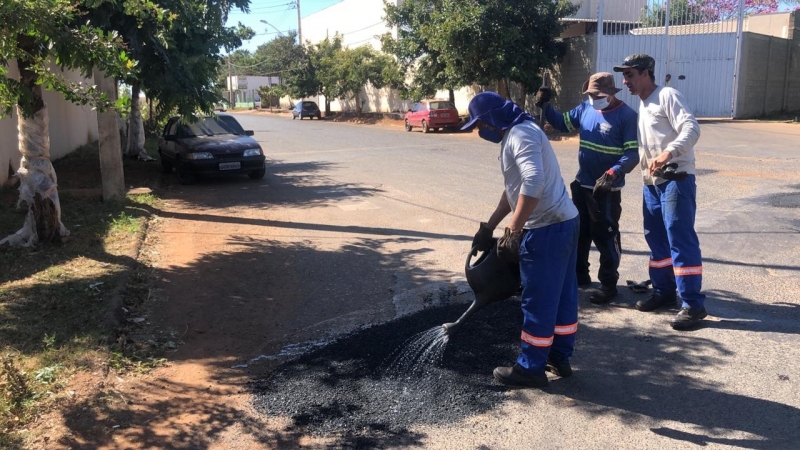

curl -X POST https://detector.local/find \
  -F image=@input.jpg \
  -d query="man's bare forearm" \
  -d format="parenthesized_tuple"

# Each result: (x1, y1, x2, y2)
(509, 194, 539, 233)
(486, 191, 512, 229)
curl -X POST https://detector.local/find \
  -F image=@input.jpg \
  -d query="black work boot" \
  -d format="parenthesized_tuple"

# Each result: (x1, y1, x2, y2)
(577, 273, 592, 288)
(546, 358, 573, 378)
(590, 285, 617, 305)
(636, 290, 677, 312)
(493, 364, 548, 388)
(671, 307, 708, 330)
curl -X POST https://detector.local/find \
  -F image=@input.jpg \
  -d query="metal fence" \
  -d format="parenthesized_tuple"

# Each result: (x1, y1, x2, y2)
(596, 0, 745, 117)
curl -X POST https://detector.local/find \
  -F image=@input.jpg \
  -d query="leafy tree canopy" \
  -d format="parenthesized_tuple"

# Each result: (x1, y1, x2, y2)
(0, 0, 132, 118)
(640, 0, 780, 27)
(382, 0, 577, 99)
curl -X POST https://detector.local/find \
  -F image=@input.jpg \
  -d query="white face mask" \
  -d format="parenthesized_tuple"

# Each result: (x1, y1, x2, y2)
(589, 96, 609, 111)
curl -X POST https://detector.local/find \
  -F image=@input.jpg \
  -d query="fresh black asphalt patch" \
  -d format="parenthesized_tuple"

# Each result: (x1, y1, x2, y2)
(252, 299, 524, 447)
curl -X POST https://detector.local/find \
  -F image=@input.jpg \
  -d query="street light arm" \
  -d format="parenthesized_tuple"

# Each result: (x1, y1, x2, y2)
(260, 19, 284, 36)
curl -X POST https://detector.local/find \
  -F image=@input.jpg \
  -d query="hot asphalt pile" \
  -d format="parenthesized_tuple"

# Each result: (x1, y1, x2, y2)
(252, 300, 523, 446)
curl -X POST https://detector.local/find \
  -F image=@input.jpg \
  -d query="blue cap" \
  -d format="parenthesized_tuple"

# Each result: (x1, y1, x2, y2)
(461, 92, 504, 131)
(461, 92, 534, 131)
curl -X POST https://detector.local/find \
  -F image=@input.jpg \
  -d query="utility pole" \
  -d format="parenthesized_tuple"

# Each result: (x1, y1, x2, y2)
(228, 54, 238, 109)
(227, 54, 234, 108)
(296, 0, 302, 44)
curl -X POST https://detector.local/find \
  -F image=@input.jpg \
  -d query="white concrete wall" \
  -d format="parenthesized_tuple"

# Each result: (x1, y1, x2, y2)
(1, 61, 99, 185)
(569, 0, 647, 22)
(302, 0, 399, 50)
(227, 75, 282, 91)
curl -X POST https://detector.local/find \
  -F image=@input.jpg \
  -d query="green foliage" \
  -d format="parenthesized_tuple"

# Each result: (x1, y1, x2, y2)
(382, 0, 467, 100)
(640, 0, 706, 26)
(0, 355, 35, 429)
(0, 0, 132, 118)
(285, 35, 402, 113)
(336, 45, 403, 112)
(383, 0, 578, 99)
(285, 35, 343, 112)
(110, 212, 141, 234)
(83, 0, 254, 119)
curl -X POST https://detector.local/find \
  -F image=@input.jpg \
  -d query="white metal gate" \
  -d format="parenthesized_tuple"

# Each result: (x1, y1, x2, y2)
(595, 0, 744, 117)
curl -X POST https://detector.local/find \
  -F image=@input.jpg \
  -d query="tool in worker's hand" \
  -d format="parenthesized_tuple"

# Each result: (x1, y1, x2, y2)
(537, 71, 551, 126)
(653, 162, 688, 181)
(626, 279, 652, 293)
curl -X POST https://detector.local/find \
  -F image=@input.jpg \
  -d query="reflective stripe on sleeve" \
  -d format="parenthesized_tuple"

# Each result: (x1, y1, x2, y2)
(563, 112, 575, 132)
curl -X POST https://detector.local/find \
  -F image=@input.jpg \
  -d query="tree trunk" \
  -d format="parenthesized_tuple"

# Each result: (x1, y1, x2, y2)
(448, 89, 455, 105)
(355, 94, 363, 115)
(1, 51, 68, 246)
(94, 69, 126, 202)
(325, 98, 331, 115)
(496, 79, 510, 100)
(518, 85, 528, 111)
(126, 82, 146, 158)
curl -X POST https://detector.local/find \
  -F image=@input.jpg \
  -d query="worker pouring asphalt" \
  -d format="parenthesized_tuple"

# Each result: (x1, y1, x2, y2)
(463, 92, 579, 388)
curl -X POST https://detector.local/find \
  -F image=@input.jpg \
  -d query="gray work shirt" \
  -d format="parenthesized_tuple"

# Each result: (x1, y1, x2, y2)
(500, 121, 578, 230)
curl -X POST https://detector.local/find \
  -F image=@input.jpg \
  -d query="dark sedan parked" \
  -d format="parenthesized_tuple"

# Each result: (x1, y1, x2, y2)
(292, 101, 322, 120)
(158, 114, 266, 184)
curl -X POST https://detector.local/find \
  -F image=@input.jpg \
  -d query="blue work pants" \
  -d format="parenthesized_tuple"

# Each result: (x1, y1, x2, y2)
(643, 176, 705, 309)
(516, 216, 579, 374)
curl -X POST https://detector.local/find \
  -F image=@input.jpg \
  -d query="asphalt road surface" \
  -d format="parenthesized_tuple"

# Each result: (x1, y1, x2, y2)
(162, 113, 800, 449)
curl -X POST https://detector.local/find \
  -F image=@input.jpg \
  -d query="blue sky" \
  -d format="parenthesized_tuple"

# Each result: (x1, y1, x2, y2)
(227, 0, 343, 53)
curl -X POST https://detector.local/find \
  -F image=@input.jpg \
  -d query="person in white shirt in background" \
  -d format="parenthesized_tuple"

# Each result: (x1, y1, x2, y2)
(614, 53, 708, 330)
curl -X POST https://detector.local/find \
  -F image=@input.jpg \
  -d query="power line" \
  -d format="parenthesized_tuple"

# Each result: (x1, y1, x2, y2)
(341, 21, 385, 36)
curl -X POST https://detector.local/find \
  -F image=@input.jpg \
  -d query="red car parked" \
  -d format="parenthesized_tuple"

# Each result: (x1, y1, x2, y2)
(404, 100, 460, 133)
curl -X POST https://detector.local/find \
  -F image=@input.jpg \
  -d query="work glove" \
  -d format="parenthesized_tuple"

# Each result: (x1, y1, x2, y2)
(653, 162, 688, 181)
(626, 279, 652, 293)
(534, 87, 552, 109)
(471, 222, 494, 256)
(497, 227, 522, 265)
(593, 169, 616, 196)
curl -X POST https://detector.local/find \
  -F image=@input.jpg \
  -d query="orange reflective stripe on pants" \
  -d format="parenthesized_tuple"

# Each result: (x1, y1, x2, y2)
(554, 322, 578, 335)
(674, 265, 702, 276)
(521, 331, 553, 347)
(649, 257, 673, 268)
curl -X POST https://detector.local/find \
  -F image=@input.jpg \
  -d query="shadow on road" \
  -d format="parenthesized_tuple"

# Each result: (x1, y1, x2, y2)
(54, 233, 457, 448)
(550, 310, 800, 449)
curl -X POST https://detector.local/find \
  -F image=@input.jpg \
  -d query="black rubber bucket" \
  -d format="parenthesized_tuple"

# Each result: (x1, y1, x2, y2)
(443, 239, 520, 335)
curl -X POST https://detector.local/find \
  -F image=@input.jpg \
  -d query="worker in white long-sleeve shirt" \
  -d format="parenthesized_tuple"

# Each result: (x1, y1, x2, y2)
(615, 53, 707, 330)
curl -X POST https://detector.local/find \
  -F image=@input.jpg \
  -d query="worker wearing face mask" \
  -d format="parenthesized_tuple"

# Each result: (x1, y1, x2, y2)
(464, 92, 579, 388)
(535, 72, 639, 305)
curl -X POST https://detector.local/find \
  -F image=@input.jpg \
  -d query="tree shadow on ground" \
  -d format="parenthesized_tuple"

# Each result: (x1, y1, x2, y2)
(57, 376, 314, 450)
(600, 278, 800, 336)
(549, 308, 800, 449)
(155, 159, 386, 211)
(54, 235, 459, 448)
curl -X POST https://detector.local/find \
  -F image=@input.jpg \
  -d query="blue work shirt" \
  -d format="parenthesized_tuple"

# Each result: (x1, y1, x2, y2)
(545, 101, 639, 189)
